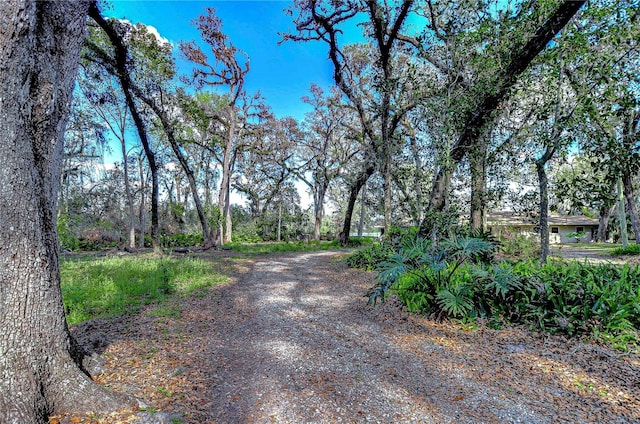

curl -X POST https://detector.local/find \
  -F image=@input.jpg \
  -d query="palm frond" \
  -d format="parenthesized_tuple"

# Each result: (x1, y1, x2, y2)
(436, 285, 474, 318)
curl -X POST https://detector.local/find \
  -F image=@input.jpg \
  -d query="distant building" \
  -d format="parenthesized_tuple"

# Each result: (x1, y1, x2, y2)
(487, 212, 599, 244)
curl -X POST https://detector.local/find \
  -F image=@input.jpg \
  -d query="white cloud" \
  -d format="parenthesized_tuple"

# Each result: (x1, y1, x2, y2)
(117, 19, 173, 47)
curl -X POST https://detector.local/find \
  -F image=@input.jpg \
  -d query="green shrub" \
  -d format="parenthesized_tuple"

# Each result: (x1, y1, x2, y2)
(77, 239, 119, 251)
(367, 235, 496, 312)
(232, 222, 263, 243)
(566, 231, 586, 243)
(160, 233, 204, 248)
(383, 226, 420, 249)
(360, 229, 640, 351)
(345, 227, 418, 271)
(507, 261, 640, 350)
(57, 213, 79, 251)
(612, 244, 640, 256)
(344, 243, 392, 271)
(344, 236, 377, 247)
(498, 228, 540, 259)
(227, 240, 339, 254)
(419, 208, 462, 241)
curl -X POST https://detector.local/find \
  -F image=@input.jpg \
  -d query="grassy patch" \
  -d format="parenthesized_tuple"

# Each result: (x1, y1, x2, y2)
(227, 237, 375, 254)
(60, 256, 225, 325)
(612, 244, 640, 256)
(146, 303, 182, 318)
(227, 240, 337, 254)
(567, 243, 618, 253)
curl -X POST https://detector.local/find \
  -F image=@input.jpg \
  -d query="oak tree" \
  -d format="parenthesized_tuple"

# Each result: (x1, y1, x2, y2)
(0, 1, 134, 420)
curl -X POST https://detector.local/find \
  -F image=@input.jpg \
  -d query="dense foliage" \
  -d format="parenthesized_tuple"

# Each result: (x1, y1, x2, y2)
(350, 233, 640, 351)
(59, 1, 639, 256)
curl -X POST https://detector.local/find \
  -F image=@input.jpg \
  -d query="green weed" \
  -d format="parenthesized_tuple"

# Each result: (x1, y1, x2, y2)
(147, 304, 181, 318)
(612, 244, 640, 256)
(60, 256, 224, 325)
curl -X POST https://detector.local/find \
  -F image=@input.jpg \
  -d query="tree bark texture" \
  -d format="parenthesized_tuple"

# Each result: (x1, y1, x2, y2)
(312, 175, 330, 241)
(470, 141, 488, 230)
(596, 204, 613, 242)
(0, 1, 133, 421)
(339, 165, 375, 246)
(119, 131, 136, 249)
(357, 183, 366, 237)
(409, 134, 424, 227)
(536, 160, 550, 266)
(622, 170, 640, 244)
(618, 178, 629, 247)
(137, 155, 147, 248)
(535, 134, 561, 266)
(219, 105, 236, 245)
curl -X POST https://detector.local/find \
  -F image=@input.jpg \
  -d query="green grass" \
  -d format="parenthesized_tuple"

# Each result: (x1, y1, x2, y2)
(227, 240, 337, 254)
(567, 243, 618, 253)
(612, 244, 640, 256)
(560, 243, 640, 257)
(60, 256, 225, 325)
(227, 237, 376, 254)
(146, 303, 182, 318)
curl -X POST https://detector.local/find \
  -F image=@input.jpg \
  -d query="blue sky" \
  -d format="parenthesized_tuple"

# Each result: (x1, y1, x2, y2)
(106, 0, 353, 120)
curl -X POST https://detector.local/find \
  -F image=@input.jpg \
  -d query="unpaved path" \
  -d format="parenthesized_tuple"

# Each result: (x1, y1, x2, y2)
(551, 245, 617, 263)
(204, 251, 546, 423)
(71, 250, 640, 423)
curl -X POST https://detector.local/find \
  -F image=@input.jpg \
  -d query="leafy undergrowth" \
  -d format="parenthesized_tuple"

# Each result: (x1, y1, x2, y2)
(60, 255, 226, 325)
(350, 231, 640, 352)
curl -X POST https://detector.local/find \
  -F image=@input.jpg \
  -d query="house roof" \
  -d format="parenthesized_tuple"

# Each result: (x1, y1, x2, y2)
(487, 212, 599, 227)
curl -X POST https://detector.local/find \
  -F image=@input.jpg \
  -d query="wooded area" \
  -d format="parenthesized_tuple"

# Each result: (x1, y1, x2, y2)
(1, 0, 638, 421)
(51, 0, 638, 255)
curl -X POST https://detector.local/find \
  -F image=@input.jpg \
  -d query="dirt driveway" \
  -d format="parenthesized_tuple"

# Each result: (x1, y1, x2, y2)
(551, 244, 638, 264)
(71, 250, 640, 423)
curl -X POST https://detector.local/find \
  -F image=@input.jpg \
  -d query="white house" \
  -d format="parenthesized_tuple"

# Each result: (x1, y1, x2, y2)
(487, 212, 599, 244)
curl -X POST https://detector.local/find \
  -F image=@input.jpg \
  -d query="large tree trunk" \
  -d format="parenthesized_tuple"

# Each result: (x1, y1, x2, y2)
(383, 148, 393, 234)
(622, 170, 640, 244)
(313, 181, 328, 241)
(358, 183, 367, 237)
(219, 106, 236, 245)
(470, 141, 487, 230)
(138, 154, 147, 248)
(536, 160, 550, 266)
(596, 204, 613, 242)
(0, 1, 133, 421)
(339, 165, 375, 246)
(409, 134, 424, 226)
(119, 132, 136, 249)
(617, 178, 629, 247)
(536, 138, 559, 265)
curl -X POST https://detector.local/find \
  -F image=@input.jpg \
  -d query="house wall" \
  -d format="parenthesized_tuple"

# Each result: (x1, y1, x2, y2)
(552, 225, 594, 244)
(491, 224, 596, 244)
